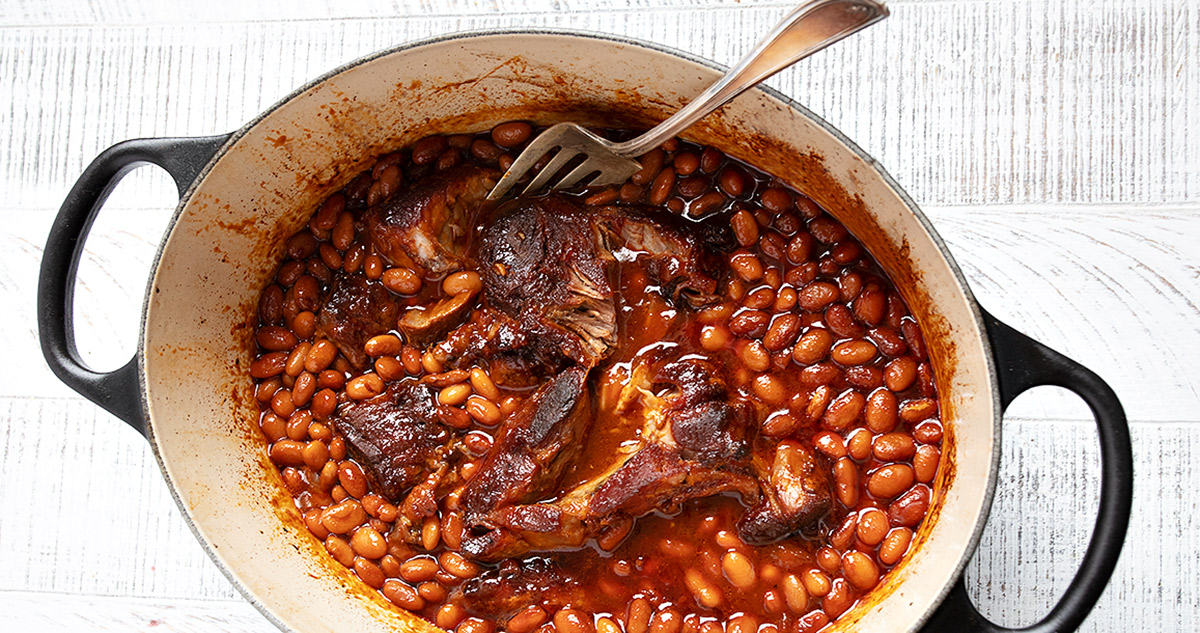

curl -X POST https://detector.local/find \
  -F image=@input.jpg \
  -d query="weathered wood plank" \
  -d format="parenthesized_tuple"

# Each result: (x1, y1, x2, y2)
(1, 397, 1193, 630)
(0, 592, 273, 633)
(1, 0, 1196, 209)
(8, 204, 1197, 421)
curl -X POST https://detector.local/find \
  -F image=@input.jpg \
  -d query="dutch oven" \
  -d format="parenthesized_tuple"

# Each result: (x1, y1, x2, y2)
(37, 31, 1132, 633)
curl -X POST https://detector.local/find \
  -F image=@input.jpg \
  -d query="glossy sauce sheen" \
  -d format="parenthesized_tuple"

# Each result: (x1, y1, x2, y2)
(252, 125, 943, 633)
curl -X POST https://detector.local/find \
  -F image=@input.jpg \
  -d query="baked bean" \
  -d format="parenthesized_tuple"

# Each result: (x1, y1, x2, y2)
(751, 374, 788, 405)
(492, 122, 532, 147)
(699, 146, 723, 173)
(857, 508, 889, 546)
(364, 334, 402, 357)
(743, 286, 774, 310)
(914, 419, 943, 444)
(467, 367, 501, 401)
(901, 398, 938, 423)
(799, 363, 841, 386)
(762, 411, 799, 437)
(699, 325, 731, 351)
(321, 499, 367, 534)
(441, 511, 464, 550)
(914, 445, 940, 482)
(374, 356, 405, 382)
(757, 187, 789, 214)
(845, 365, 883, 390)
(596, 616, 622, 633)
(270, 390, 295, 417)
(868, 326, 907, 358)
(418, 581, 447, 602)
(256, 378, 282, 405)
(822, 578, 854, 619)
(444, 271, 483, 296)
(884, 356, 918, 392)
(421, 516, 440, 550)
(350, 526, 387, 560)
(792, 328, 834, 364)
(276, 260, 305, 287)
(311, 194, 345, 232)
(302, 440, 329, 471)
(585, 188, 619, 206)
(284, 411, 311, 442)
(457, 618, 494, 633)
(860, 391, 899, 436)
(338, 461, 369, 498)
(816, 546, 841, 574)
(869, 464, 916, 499)
(825, 305, 864, 339)
(785, 232, 814, 265)
(632, 149, 665, 186)
(303, 508, 330, 540)
(383, 579, 425, 611)
(331, 212, 355, 251)
(438, 383, 472, 406)
(807, 215, 848, 244)
(846, 427, 872, 461)
(888, 485, 931, 527)
(382, 267, 422, 295)
(691, 191, 727, 216)
(304, 340, 337, 374)
(470, 138, 505, 162)
(671, 151, 698, 175)
(873, 432, 917, 461)
(421, 351, 444, 374)
(440, 551, 480, 578)
(648, 608, 683, 633)
(308, 419, 332, 443)
(763, 314, 801, 351)
(728, 209, 760, 247)
(720, 551, 756, 587)
(729, 252, 764, 282)
(399, 557, 439, 583)
(555, 608, 596, 633)
(466, 396, 502, 425)
(778, 573, 807, 612)
(879, 528, 914, 565)
(918, 361, 937, 396)
(758, 230, 787, 262)
(509, 606, 550, 633)
(833, 457, 859, 507)
(411, 135, 447, 165)
(801, 568, 831, 597)
(269, 440, 305, 467)
(311, 388, 337, 420)
(626, 598, 652, 633)
(797, 281, 839, 311)
(832, 340, 877, 366)
(772, 288, 798, 313)
(812, 430, 847, 459)
(738, 340, 771, 372)
(316, 369, 344, 390)
(718, 166, 746, 196)
(726, 615, 756, 633)
(325, 535, 355, 567)
(901, 320, 927, 360)
(347, 374, 385, 400)
(823, 390, 865, 430)
(648, 166, 676, 206)
(251, 352, 287, 379)
(729, 309, 769, 337)
(330, 436, 347, 461)
(256, 326, 297, 352)
(342, 244, 365, 274)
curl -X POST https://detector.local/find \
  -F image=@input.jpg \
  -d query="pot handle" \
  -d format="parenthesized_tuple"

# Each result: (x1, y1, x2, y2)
(37, 134, 231, 436)
(920, 310, 1133, 633)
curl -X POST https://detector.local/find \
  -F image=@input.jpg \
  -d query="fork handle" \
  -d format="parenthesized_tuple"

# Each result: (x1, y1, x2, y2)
(612, 0, 888, 157)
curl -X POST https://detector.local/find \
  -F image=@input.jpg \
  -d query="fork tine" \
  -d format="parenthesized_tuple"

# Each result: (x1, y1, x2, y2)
(553, 158, 602, 191)
(522, 147, 583, 194)
(487, 137, 560, 201)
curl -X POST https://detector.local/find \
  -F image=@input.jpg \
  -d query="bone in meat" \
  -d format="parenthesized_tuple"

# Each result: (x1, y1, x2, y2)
(365, 164, 498, 276)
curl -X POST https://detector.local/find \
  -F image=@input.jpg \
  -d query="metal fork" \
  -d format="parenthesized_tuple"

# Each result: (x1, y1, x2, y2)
(486, 0, 889, 201)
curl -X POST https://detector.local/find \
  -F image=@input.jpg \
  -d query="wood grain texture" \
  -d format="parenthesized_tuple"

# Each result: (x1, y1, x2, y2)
(3, 0, 1197, 631)
(2, 399, 1194, 631)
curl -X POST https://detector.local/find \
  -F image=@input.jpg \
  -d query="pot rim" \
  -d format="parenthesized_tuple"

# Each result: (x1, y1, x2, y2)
(136, 27, 1002, 633)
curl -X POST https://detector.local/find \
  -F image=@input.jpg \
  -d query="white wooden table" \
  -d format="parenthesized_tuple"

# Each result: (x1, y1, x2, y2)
(3, 0, 1197, 631)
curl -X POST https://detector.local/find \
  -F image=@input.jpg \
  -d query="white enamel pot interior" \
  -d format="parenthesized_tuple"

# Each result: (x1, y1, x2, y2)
(139, 31, 997, 633)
